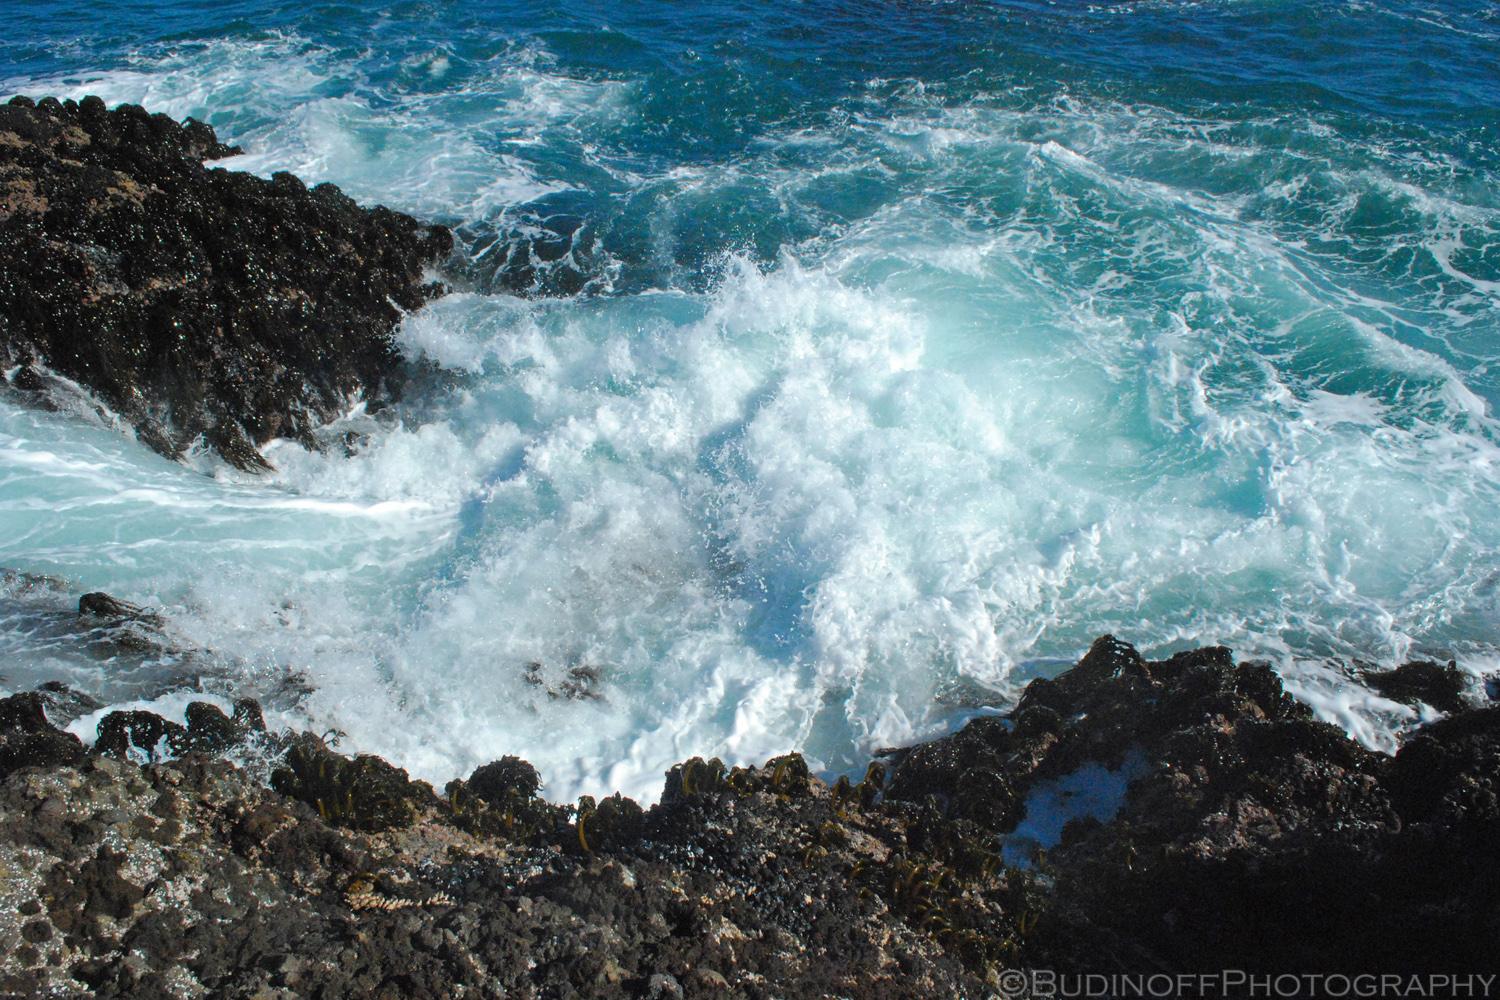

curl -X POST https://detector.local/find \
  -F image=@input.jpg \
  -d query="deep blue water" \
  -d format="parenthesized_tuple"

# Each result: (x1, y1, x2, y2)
(2, 0, 1498, 800)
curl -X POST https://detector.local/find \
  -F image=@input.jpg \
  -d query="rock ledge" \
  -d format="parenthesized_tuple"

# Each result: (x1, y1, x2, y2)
(0, 95, 452, 469)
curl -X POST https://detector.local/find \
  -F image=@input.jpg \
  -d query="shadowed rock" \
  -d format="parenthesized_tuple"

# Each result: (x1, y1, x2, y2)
(33, 682, 104, 726)
(880, 636, 1499, 973)
(0, 691, 86, 775)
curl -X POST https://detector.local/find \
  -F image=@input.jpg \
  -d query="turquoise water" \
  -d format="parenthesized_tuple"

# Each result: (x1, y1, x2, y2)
(2, 1, 1498, 800)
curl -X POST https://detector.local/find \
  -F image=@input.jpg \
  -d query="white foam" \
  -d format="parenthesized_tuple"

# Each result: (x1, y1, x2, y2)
(3, 39, 1500, 805)
(3, 35, 626, 224)
(65, 691, 238, 750)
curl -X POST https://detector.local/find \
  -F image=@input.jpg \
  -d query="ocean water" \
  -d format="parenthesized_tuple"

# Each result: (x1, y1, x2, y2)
(2, 0, 1498, 802)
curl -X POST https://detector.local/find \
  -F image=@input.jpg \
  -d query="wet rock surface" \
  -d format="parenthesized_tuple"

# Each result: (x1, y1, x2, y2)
(1363, 658, 1473, 715)
(0, 95, 452, 469)
(885, 637, 1500, 974)
(0, 691, 86, 776)
(3, 93, 1493, 995)
(2, 635, 1496, 998)
(0, 573, 203, 698)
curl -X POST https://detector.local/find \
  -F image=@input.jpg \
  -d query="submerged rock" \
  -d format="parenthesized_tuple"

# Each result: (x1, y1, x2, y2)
(0, 568, 70, 598)
(69, 588, 194, 668)
(33, 681, 104, 727)
(0, 95, 452, 469)
(78, 591, 158, 624)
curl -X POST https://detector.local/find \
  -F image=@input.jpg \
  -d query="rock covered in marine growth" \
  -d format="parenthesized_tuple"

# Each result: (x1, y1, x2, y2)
(0, 691, 85, 774)
(0, 95, 453, 469)
(0, 697, 1020, 997)
(883, 636, 1499, 972)
(0, 637, 1496, 998)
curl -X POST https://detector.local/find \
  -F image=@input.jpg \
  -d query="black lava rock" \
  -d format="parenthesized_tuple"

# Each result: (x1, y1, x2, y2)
(4, 635, 1499, 996)
(0, 691, 85, 775)
(1365, 659, 1471, 714)
(466, 754, 542, 804)
(0, 96, 453, 469)
(270, 735, 430, 832)
(94, 710, 189, 761)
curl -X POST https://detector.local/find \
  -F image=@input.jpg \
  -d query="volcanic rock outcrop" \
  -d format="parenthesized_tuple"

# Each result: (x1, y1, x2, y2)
(0, 95, 452, 469)
(883, 637, 1499, 972)
(1, 96, 1495, 998)
(1, 635, 1495, 998)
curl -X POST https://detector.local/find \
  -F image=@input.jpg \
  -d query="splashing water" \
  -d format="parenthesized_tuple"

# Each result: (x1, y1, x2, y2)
(3, 0, 1499, 801)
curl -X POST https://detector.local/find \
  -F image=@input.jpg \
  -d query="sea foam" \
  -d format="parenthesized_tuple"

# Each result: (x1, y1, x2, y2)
(2, 22, 1498, 802)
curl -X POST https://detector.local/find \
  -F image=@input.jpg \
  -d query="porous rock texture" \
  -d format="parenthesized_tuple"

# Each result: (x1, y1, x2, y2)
(0, 95, 452, 469)
(1, 636, 1496, 998)
(886, 637, 1499, 973)
(0, 703, 1016, 999)
(8, 93, 1494, 998)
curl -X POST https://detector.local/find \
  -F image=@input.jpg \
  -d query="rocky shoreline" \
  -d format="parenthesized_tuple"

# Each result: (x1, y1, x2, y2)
(1, 98, 1497, 997)
(0, 96, 451, 470)
(2, 628, 1497, 998)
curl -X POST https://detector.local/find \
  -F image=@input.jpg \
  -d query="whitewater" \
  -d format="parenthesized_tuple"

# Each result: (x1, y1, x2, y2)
(2, 0, 1498, 803)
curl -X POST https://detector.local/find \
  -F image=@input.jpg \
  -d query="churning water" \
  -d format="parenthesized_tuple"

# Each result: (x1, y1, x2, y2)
(3, 0, 1499, 801)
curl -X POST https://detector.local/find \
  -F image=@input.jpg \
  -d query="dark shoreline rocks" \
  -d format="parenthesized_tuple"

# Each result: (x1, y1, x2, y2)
(0, 96, 452, 470)
(1, 636, 1496, 998)
(887, 638, 1499, 974)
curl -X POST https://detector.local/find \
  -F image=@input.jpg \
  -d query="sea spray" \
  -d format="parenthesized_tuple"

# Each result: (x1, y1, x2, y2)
(3, 0, 1498, 802)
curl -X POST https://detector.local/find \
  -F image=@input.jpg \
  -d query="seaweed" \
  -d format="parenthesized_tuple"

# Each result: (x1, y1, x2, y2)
(270, 736, 429, 832)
